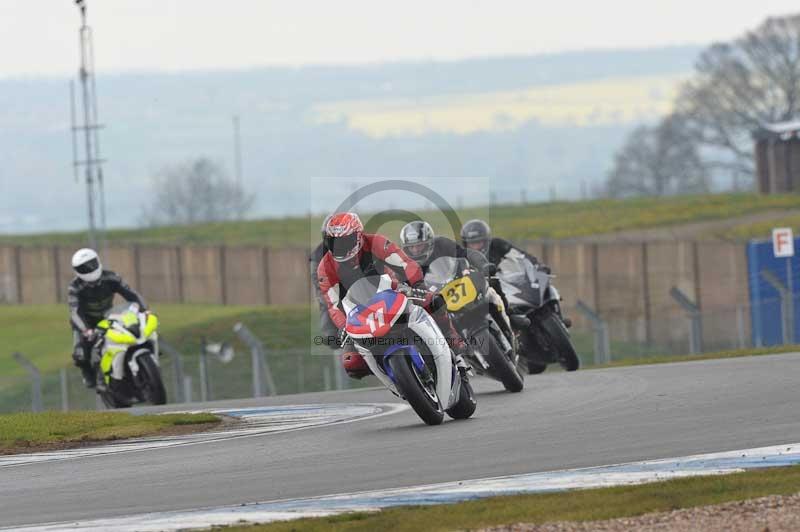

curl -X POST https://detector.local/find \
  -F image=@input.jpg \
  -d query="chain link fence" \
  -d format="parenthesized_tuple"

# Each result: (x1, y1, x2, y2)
(2, 297, 793, 413)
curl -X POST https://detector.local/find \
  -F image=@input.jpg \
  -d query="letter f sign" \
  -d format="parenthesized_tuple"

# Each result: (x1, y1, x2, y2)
(773, 228, 795, 258)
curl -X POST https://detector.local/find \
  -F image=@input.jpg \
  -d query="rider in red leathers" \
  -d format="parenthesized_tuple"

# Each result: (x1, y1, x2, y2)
(317, 212, 468, 378)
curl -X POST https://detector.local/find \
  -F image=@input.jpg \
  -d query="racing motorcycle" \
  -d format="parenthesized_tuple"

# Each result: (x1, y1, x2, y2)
(342, 274, 477, 425)
(424, 256, 524, 392)
(95, 303, 167, 408)
(498, 251, 580, 374)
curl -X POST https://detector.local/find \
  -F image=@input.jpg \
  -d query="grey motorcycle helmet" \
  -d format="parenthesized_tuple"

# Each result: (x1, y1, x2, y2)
(400, 221, 435, 263)
(460, 219, 491, 257)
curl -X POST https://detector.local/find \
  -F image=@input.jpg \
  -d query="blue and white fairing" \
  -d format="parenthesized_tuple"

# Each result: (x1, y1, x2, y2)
(343, 275, 457, 409)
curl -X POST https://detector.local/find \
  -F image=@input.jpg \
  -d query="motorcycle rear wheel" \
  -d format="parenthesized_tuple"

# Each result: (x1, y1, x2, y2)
(98, 390, 130, 409)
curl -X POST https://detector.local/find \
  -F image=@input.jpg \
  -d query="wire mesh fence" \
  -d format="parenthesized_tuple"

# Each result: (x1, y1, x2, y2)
(0, 297, 793, 414)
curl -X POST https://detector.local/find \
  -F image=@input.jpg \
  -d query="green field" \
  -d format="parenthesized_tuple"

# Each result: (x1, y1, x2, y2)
(0, 411, 218, 452)
(2, 193, 800, 247)
(721, 212, 800, 241)
(0, 304, 256, 376)
(222, 465, 800, 532)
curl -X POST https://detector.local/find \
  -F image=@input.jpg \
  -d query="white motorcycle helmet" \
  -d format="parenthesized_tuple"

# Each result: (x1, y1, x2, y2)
(71, 248, 103, 283)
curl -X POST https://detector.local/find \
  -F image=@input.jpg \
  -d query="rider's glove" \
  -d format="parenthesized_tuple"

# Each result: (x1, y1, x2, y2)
(82, 328, 96, 340)
(482, 263, 498, 277)
(538, 264, 552, 274)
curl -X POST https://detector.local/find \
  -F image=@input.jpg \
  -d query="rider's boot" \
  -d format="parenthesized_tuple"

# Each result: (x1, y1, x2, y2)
(450, 335, 474, 376)
(342, 351, 372, 379)
(90, 346, 107, 392)
(72, 348, 96, 389)
(341, 338, 372, 379)
(95, 365, 107, 392)
(80, 364, 96, 389)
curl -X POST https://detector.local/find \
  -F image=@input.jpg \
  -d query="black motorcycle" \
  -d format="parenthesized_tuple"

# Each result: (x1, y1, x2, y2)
(424, 256, 524, 392)
(498, 252, 579, 374)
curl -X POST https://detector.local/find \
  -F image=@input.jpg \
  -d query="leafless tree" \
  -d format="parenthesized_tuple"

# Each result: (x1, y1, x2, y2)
(606, 116, 711, 197)
(677, 14, 800, 179)
(142, 158, 255, 225)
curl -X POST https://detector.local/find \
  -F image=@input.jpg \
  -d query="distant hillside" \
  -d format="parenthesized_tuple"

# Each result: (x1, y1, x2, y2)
(0, 45, 703, 234)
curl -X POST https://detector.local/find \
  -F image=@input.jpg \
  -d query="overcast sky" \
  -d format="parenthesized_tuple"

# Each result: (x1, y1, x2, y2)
(2, 1, 799, 78)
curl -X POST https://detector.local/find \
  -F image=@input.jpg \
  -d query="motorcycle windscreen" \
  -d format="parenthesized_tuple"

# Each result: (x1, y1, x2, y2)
(424, 256, 468, 289)
(498, 253, 541, 306)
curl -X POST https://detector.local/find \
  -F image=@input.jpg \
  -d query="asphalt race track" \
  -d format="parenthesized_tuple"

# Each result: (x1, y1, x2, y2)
(3, 353, 800, 528)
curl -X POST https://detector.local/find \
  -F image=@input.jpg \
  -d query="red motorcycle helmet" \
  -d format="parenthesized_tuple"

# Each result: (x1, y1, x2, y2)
(325, 212, 364, 262)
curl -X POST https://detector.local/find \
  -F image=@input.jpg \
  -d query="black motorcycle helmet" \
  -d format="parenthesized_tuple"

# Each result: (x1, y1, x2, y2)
(460, 219, 492, 257)
(400, 221, 435, 263)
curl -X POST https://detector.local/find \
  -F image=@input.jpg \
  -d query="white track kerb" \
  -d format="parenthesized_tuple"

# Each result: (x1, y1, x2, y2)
(0, 403, 408, 469)
(10, 439, 800, 531)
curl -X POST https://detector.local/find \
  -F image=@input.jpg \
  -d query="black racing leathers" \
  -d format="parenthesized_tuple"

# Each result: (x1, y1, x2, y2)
(416, 236, 489, 273)
(68, 270, 147, 332)
(68, 271, 147, 374)
(486, 237, 539, 268)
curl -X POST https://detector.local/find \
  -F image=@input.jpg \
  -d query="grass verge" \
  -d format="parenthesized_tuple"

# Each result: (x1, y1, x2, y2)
(590, 344, 800, 369)
(0, 411, 219, 453)
(219, 465, 800, 532)
(3, 193, 800, 246)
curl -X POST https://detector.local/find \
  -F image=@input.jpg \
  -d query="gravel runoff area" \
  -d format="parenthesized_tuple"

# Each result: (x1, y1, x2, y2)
(477, 492, 800, 532)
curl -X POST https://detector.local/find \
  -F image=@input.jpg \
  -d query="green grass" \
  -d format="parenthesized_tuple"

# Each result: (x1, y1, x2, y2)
(591, 344, 800, 369)
(0, 304, 261, 376)
(220, 465, 800, 532)
(0, 411, 218, 452)
(0, 303, 361, 412)
(719, 212, 800, 241)
(3, 193, 800, 246)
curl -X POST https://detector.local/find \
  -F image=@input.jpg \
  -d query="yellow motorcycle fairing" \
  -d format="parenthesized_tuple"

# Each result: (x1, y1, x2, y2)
(98, 312, 160, 383)
(100, 346, 125, 383)
(441, 276, 478, 311)
(143, 313, 159, 337)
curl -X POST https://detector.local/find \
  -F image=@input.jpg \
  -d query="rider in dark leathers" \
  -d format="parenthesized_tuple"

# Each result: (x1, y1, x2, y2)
(69, 248, 147, 389)
(399, 221, 489, 273)
(401, 221, 513, 339)
(459, 219, 543, 270)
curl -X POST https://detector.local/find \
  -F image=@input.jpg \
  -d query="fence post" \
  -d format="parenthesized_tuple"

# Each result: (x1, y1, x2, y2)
(670, 287, 703, 354)
(333, 348, 347, 390)
(233, 323, 277, 397)
(575, 300, 610, 364)
(60, 367, 69, 411)
(12, 353, 42, 412)
(161, 341, 185, 403)
(761, 270, 795, 345)
(323, 365, 331, 391)
(736, 305, 748, 349)
(199, 338, 210, 402)
(183, 376, 193, 403)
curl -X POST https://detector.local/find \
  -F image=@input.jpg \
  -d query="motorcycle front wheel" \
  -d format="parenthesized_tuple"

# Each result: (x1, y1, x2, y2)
(476, 328, 524, 392)
(138, 354, 167, 405)
(539, 313, 580, 372)
(387, 353, 444, 426)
